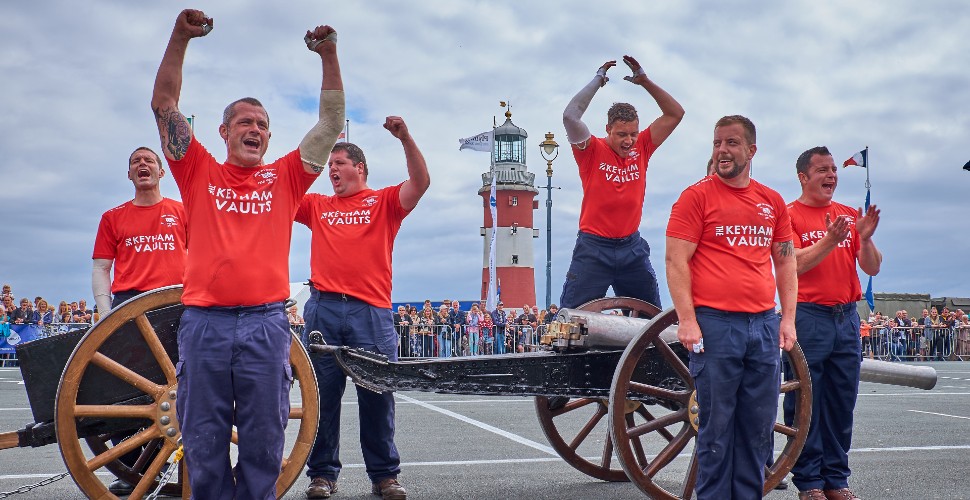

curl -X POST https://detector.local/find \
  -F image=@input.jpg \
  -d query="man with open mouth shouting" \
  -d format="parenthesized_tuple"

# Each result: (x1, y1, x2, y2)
(150, 8, 345, 499)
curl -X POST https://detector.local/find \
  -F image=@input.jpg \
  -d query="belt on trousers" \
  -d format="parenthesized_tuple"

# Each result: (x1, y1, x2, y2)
(799, 302, 855, 317)
(312, 289, 362, 302)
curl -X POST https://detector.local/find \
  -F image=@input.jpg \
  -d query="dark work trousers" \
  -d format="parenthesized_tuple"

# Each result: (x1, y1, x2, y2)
(302, 289, 401, 483)
(784, 302, 861, 492)
(559, 231, 661, 310)
(691, 307, 780, 500)
(176, 303, 291, 500)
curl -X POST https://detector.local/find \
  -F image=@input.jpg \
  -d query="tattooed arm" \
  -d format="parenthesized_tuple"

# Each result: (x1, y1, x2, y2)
(151, 9, 212, 161)
(772, 239, 798, 351)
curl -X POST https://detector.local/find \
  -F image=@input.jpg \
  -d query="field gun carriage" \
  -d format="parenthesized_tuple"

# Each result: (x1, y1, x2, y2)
(0, 289, 936, 499)
(311, 296, 936, 499)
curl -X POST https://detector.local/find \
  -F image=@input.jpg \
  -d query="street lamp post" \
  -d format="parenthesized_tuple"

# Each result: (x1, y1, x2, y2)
(539, 132, 559, 310)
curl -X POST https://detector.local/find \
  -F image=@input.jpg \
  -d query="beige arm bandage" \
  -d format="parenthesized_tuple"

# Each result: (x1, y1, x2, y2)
(92, 259, 113, 317)
(300, 89, 346, 172)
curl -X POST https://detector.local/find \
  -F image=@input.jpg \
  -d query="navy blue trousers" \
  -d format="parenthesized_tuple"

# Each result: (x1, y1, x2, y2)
(691, 307, 780, 500)
(559, 231, 661, 309)
(784, 302, 861, 491)
(176, 303, 291, 500)
(302, 290, 401, 483)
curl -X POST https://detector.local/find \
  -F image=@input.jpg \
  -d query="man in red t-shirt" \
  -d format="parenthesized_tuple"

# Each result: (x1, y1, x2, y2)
(666, 115, 797, 499)
(296, 117, 428, 500)
(91, 146, 187, 496)
(559, 55, 684, 310)
(150, 9, 345, 498)
(784, 146, 881, 500)
(93, 147, 187, 315)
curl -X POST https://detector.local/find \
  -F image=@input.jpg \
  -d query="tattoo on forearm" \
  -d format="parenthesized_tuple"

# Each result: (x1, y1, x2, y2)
(777, 240, 794, 257)
(153, 106, 191, 160)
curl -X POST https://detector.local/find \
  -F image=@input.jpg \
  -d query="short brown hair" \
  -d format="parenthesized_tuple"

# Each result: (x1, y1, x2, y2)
(129, 147, 163, 169)
(223, 97, 268, 127)
(332, 142, 368, 176)
(714, 115, 756, 145)
(795, 146, 831, 175)
(607, 103, 638, 127)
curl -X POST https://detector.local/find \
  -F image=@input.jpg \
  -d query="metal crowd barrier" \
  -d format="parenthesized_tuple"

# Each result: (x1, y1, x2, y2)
(867, 325, 963, 362)
(395, 323, 548, 358)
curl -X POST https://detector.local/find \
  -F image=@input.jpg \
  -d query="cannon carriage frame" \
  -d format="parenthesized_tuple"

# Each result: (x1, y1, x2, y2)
(312, 296, 814, 498)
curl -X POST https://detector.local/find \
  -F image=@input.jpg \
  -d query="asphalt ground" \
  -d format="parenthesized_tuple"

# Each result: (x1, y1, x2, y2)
(0, 361, 968, 499)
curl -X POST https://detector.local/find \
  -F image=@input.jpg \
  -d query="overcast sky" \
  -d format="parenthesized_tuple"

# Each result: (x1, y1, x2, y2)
(2, 0, 969, 312)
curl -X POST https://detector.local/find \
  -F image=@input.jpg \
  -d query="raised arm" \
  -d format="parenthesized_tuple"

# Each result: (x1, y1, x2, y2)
(665, 236, 700, 351)
(562, 61, 614, 148)
(151, 9, 212, 161)
(621, 55, 685, 147)
(299, 25, 346, 175)
(772, 239, 798, 351)
(384, 116, 430, 211)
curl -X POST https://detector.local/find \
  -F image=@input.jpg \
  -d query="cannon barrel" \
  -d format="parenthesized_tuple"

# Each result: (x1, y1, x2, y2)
(554, 307, 937, 390)
(859, 358, 936, 390)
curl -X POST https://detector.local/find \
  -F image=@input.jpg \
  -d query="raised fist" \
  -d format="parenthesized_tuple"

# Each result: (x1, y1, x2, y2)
(383, 116, 410, 140)
(305, 25, 337, 53)
(174, 9, 213, 39)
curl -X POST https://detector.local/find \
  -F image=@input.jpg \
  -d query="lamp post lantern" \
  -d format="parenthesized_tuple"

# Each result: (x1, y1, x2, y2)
(539, 132, 559, 309)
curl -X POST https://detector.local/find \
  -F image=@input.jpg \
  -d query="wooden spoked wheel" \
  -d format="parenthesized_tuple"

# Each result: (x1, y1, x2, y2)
(54, 286, 319, 499)
(607, 307, 813, 499)
(534, 297, 661, 481)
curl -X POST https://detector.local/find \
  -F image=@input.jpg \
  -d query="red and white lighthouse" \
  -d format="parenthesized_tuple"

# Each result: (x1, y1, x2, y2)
(478, 111, 539, 309)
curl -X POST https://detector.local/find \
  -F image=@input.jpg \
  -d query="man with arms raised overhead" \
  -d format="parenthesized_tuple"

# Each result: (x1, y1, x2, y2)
(785, 146, 881, 500)
(151, 8, 344, 498)
(297, 120, 429, 499)
(559, 56, 684, 309)
(666, 115, 797, 499)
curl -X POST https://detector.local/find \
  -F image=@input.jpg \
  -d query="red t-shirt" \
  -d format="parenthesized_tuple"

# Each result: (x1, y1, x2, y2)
(295, 185, 409, 309)
(573, 128, 658, 238)
(666, 176, 793, 312)
(167, 138, 317, 307)
(788, 200, 862, 305)
(92, 198, 188, 293)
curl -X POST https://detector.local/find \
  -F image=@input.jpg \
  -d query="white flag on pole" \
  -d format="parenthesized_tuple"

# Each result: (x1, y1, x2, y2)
(485, 170, 499, 312)
(459, 131, 493, 152)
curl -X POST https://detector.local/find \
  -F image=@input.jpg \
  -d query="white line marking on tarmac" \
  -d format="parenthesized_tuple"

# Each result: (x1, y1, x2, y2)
(396, 394, 558, 456)
(0, 407, 30, 411)
(5, 444, 969, 480)
(851, 444, 970, 452)
(858, 392, 970, 396)
(939, 376, 970, 382)
(906, 410, 970, 421)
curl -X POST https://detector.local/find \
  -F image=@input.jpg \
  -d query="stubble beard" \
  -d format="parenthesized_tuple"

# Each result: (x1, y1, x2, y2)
(716, 159, 747, 180)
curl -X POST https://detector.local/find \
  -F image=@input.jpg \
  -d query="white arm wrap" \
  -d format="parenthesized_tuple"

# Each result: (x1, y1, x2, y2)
(562, 76, 602, 145)
(92, 259, 113, 317)
(300, 89, 346, 171)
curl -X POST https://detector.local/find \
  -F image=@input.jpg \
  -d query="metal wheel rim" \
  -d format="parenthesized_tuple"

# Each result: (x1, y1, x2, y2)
(54, 286, 319, 499)
(607, 307, 813, 498)
(534, 297, 660, 482)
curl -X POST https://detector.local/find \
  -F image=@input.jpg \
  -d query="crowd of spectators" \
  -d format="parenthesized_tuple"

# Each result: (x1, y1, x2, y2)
(392, 299, 561, 358)
(863, 306, 970, 361)
(1, 283, 99, 339)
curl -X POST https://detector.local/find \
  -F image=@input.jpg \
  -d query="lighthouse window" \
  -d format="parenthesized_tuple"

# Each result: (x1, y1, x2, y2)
(511, 255, 519, 264)
(509, 196, 518, 206)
